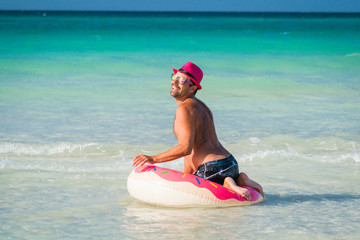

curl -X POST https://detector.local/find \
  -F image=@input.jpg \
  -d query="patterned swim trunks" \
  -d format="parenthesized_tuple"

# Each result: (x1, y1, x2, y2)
(193, 155, 239, 185)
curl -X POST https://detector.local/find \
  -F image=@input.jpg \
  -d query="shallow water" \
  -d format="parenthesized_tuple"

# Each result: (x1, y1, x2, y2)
(1, 11, 360, 239)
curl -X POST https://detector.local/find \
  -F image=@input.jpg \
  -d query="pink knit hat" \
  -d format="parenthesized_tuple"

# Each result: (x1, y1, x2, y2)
(172, 62, 203, 90)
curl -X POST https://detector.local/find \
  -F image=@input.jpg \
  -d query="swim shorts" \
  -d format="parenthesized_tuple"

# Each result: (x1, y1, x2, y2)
(193, 155, 239, 185)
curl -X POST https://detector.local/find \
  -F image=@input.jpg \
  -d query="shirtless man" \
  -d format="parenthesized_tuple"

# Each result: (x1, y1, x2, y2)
(133, 62, 264, 200)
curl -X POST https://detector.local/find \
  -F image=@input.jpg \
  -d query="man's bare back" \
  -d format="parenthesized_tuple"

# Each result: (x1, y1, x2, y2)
(174, 97, 230, 174)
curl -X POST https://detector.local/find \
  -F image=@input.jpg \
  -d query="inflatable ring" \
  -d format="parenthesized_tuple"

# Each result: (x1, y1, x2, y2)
(127, 165, 264, 207)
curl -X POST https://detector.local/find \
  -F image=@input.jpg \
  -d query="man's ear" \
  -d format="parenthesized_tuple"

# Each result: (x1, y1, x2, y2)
(190, 85, 197, 94)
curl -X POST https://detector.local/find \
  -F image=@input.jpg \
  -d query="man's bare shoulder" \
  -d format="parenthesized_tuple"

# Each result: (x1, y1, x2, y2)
(183, 98, 199, 107)
(175, 98, 200, 117)
(183, 98, 211, 114)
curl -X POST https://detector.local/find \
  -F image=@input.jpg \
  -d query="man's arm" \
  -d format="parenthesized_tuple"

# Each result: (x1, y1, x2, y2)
(133, 103, 195, 167)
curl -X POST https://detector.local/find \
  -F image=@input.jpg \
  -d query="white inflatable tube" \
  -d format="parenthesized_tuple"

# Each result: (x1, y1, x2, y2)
(127, 165, 264, 207)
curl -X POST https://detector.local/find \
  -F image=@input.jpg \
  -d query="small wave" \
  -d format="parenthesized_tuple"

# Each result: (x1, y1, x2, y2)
(230, 135, 360, 164)
(0, 142, 99, 156)
(345, 52, 360, 57)
(0, 158, 7, 169)
(1, 158, 132, 173)
(0, 142, 133, 172)
(237, 149, 303, 162)
(336, 153, 360, 163)
(0, 142, 132, 160)
(0, 142, 165, 172)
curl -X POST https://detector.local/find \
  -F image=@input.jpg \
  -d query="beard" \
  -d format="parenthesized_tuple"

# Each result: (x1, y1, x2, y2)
(170, 83, 181, 98)
(170, 89, 179, 97)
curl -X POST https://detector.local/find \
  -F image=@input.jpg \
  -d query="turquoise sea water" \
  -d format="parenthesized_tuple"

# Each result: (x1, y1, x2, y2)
(1, 11, 360, 239)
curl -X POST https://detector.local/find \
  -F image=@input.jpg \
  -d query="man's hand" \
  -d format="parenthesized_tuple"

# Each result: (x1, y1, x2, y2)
(132, 154, 156, 167)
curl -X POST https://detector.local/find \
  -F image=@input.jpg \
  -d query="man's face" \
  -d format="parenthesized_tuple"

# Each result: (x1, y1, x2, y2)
(170, 72, 194, 98)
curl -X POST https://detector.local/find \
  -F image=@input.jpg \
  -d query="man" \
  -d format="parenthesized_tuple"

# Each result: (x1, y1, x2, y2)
(133, 62, 264, 200)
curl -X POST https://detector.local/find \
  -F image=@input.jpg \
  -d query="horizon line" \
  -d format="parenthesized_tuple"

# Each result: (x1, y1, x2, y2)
(1, 10, 360, 14)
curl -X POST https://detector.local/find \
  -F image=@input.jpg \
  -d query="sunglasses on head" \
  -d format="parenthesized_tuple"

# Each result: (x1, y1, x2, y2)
(171, 73, 194, 86)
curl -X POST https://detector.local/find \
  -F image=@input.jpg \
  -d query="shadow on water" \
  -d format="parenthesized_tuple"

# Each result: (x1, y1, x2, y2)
(264, 193, 360, 206)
